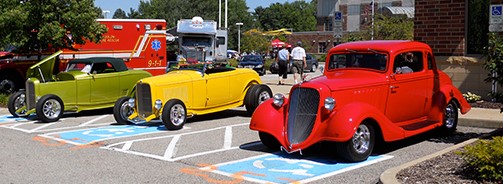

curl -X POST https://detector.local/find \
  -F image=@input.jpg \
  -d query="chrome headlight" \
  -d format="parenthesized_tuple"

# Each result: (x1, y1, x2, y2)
(256, 64, 263, 68)
(324, 97, 335, 111)
(154, 99, 163, 110)
(273, 93, 284, 107)
(128, 98, 135, 107)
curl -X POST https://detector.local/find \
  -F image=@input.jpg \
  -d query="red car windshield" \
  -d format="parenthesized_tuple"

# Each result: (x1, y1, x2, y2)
(327, 53, 387, 71)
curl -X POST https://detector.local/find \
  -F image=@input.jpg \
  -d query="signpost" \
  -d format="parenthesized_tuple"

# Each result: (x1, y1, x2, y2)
(333, 11, 343, 45)
(490, 4, 503, 32)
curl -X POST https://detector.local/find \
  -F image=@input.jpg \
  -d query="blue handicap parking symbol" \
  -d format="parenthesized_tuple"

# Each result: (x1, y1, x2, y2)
(49, 125, 164, 145)
(493, 6, 502, 16)
(0, 114, 36, 123)
(335, 12, 342, 20)
(211, 153, 392, 183)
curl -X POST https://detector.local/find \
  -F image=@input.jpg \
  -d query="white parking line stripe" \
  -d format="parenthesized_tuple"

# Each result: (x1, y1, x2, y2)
(163, 135, 180, 159)
(169, 142, 263, 162)
(35, 122, 113, 133)
(78, 115, 109, 127)
(27, 123, 55, 133)
(223, 126, 232, 149)
(104, 123, 248, 148)
(1, 122, 34, 133)
(122, 141, 133, 151)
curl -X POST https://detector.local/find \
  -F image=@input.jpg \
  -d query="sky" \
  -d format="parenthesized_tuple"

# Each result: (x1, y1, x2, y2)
(95, 0, 311, 19)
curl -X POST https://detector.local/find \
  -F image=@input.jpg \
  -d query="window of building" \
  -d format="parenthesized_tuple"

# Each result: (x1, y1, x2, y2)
(318, 42, 327, 53)
(467, 0, 489, 54)
(324, 19, 333, 31)
(348, 4, 360, 16)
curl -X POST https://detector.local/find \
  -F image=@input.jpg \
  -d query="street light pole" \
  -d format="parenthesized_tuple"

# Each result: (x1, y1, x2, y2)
(102, 10, 110, 19)
(236, 22, 243, 54)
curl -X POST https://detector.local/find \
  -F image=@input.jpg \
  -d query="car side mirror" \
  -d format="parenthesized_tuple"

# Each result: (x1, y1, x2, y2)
(391, 67, 402, 78)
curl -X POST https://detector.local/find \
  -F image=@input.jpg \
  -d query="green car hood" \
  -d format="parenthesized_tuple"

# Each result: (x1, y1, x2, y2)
(26, 50, 63, 81)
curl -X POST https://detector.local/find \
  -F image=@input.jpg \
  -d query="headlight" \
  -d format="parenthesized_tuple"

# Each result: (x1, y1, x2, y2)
(256, 64, 263, 68)
(273, 93, 284, 107)
(128, 98, 135, 107)
(154, 99, 162, 110)
(324, 97, 335, 111)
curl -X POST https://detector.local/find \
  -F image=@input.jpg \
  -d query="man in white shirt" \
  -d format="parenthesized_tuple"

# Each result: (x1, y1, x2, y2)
(290, 41, 307, 84)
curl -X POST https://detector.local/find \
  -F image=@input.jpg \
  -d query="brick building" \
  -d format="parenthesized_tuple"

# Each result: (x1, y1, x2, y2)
(415, 0, 503, 98)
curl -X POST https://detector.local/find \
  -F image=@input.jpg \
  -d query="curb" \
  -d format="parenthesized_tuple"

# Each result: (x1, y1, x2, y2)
(379, 128, 503, 184)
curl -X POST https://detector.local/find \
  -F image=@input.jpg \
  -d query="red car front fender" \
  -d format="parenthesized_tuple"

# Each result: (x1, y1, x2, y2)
(249, 98, 287, 142)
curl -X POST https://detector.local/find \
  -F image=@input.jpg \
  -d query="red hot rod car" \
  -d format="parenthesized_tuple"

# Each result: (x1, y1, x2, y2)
(249, 40, 471, 162)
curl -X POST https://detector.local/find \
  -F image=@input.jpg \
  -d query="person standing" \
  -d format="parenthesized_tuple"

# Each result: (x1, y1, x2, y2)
(276, 44, 289, 85)
(291, 41, 307, 84)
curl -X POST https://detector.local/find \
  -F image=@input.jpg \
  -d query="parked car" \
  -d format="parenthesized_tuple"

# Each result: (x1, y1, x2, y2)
(250, 40, 471, 162)
(114, 62, 272, 130)
(7, 51, 152, 122)
(237, 55, 266, 76)
(269, 54, 318, 74)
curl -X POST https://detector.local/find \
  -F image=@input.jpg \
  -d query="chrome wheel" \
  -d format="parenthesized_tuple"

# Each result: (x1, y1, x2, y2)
(13, 93, 26, 115)
(258, 91, 271, 104)
(170, 104, 186, 126)
(42, 99, 62, 119)
(352, 124, 371, 154)
(120, 102, 134, 121)
(444, 103, 456, 129)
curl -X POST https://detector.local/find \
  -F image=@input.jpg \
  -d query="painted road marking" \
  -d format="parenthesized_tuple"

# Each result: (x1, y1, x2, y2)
(41, 124, 169, 145)
(0, 115, 113, 133)
(0, 114, 36, 123)
(102, 123, 250, 161)
(203, 153, 393, 184)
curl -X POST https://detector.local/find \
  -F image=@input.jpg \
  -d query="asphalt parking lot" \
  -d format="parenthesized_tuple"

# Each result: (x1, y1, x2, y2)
(0, 72, 496, 183)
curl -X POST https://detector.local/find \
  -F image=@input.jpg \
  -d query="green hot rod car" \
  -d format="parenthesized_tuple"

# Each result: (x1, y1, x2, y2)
(8, 51, 152, 122)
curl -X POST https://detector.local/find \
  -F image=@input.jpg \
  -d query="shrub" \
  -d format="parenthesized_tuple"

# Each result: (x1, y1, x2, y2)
(457, 136, 503, 182)
(0, 93, 7, 107)
(463, 92, 482, 103)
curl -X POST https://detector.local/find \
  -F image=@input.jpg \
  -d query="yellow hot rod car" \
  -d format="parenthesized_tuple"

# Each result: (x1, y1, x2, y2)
(113, 63, 272, 130)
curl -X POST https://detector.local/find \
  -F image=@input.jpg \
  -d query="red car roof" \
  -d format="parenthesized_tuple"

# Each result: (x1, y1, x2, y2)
(329, 40, 432, 54)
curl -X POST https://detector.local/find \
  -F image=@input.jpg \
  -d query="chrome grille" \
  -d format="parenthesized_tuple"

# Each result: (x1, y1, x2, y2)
(287, 87, 320, 145)
(136, 83, 153, 117)
(26, 81, 35, 110)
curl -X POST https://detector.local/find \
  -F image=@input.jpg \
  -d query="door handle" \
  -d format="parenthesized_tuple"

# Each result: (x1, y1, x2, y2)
(390, 86, 399, 89)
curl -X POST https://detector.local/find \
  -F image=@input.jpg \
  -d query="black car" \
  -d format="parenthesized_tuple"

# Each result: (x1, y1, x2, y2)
(237, 55, 266, 76)
(270, 54, 318, 74)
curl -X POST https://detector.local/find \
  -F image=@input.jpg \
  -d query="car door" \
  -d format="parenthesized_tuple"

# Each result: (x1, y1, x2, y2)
(89, 62, 120, 104)
(385, 51, 430, 124)
(204, 70, 231, 107)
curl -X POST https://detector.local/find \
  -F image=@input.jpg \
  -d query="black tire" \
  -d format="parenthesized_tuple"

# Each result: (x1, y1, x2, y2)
(335, 122, 375, 162)
(269, 63, 278, 74)
(259, 132, 281, 150)
(7, 91, 27, 117)
(0, 72, 22, 94)
(310, 63, 317, 72)
(161, 99, 187, 130)
(113, 97, 133, 125)
(441, 100, 458, 134)
(244, 84, 272, 115)
(36, 94, 64, 123)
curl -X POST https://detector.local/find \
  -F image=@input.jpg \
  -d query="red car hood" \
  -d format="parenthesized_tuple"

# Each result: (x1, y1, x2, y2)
(306, 70, 388, 91)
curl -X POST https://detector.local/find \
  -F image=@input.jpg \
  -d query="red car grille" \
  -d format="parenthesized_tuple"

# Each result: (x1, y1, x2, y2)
(287, 87, 320, 145)
(136, 83, 152, 117)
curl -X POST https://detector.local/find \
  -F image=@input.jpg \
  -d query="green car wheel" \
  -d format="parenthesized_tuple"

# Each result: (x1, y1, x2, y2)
(36, 94, 64, 123)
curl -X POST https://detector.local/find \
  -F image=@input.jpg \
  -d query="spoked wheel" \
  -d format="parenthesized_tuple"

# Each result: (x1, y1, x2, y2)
(113, 97, 134, 125)
(36, 94, 64, 123)
(244, 84, 272, 115)
(336, 122, 375, 162)
(161, 99, 187, 130)
(441, 100, 458, 134)
(7, 91, 28, 117)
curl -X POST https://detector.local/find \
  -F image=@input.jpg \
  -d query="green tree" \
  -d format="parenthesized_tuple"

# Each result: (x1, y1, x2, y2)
(241, 32, 269, 53)
(112, 8, 127, 19)
(0, 0, 107, 51)
(254, 1, 316, 32)
(127, 8, 142, 19)
(342, 14, 413, 42)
